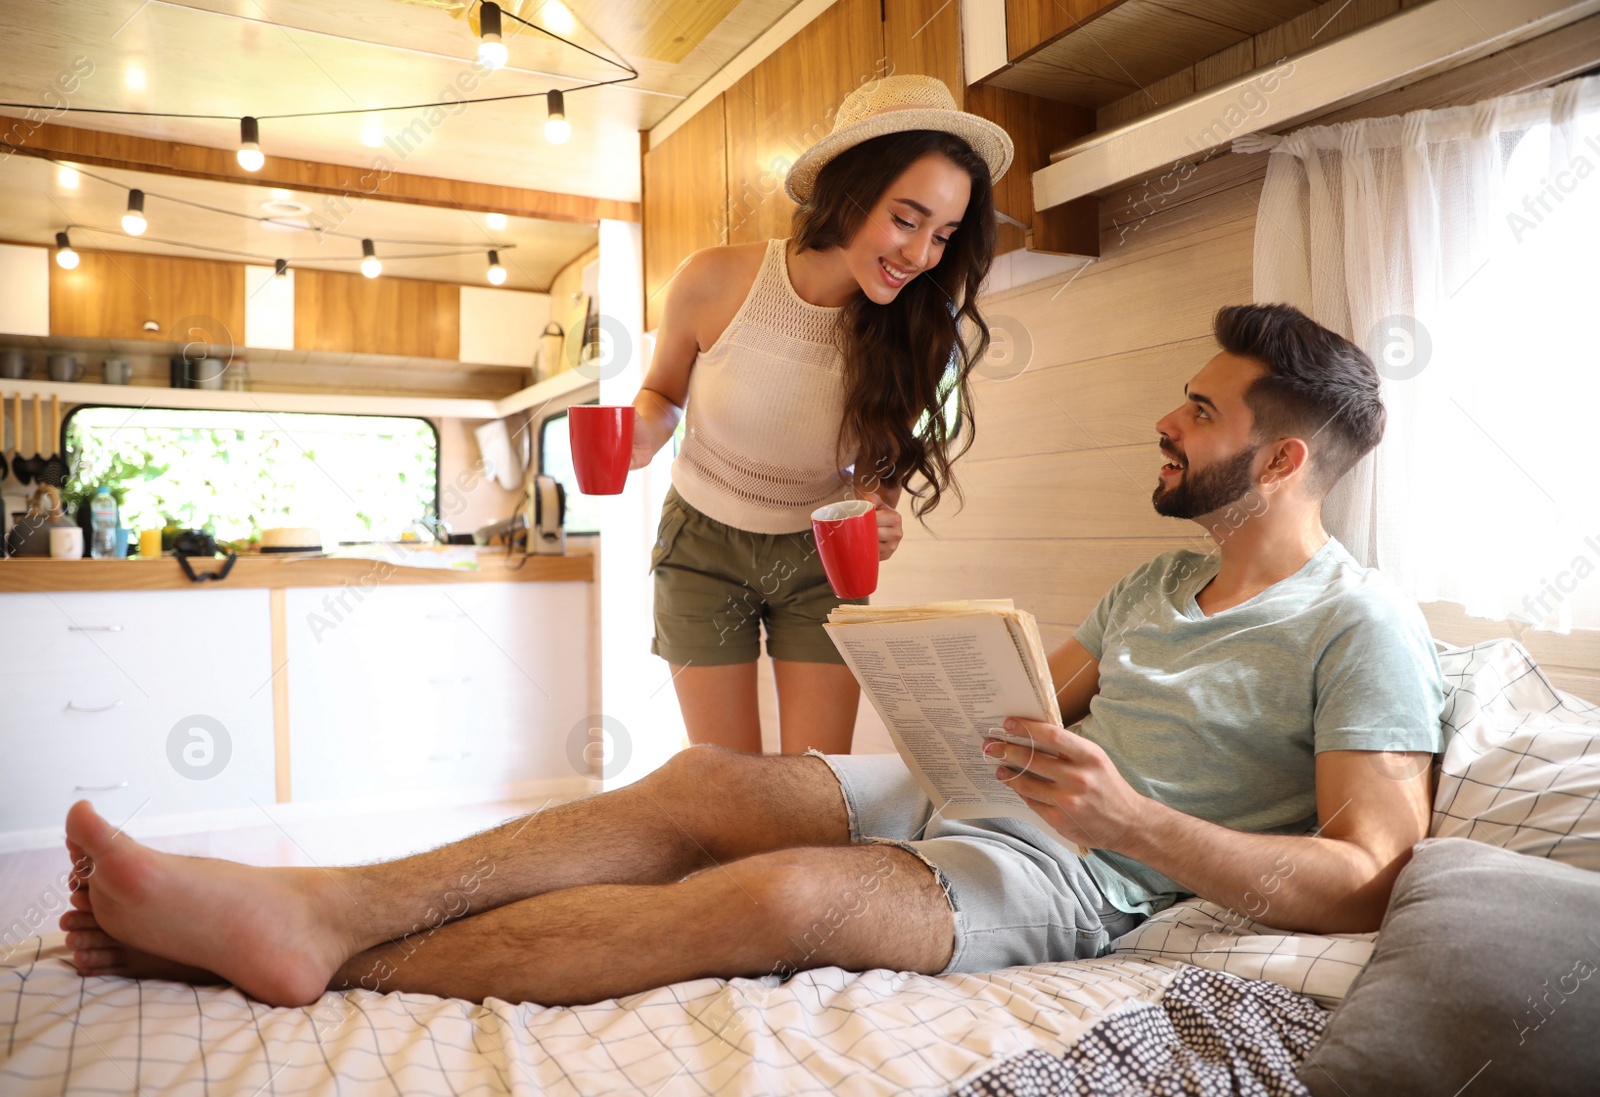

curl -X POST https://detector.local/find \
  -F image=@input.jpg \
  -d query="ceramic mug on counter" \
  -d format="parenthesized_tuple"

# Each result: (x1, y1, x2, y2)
(0, 351, 26, 379)
(49, 525, 84, 559)
(48, 355, 85, 382)
(189, 357, 225, 390)
(103, 359, 133, 385)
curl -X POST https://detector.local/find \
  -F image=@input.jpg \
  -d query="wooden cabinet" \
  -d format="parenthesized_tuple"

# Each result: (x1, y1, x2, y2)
(49, 250, 245, 347)
(642, 97, 729, 333)
(293, 268, 460, 359)
(284, 581, 591, 802)
(1005, 0, 1122, 63)
(0, 590, 276, 835)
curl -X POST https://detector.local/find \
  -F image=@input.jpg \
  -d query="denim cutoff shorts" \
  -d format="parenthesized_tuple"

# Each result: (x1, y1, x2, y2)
(809, 751, 1144, 974)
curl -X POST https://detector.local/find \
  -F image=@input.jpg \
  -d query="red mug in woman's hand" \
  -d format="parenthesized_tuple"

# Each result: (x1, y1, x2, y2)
(811, 500, 879, 598)
(569, 406, 635, 495)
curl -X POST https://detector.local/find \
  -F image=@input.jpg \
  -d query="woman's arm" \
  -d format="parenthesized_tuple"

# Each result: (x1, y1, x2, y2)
(630, 252, 711, 469)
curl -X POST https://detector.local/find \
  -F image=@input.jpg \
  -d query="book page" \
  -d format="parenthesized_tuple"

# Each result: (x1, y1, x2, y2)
(825, 614, 1059, 824)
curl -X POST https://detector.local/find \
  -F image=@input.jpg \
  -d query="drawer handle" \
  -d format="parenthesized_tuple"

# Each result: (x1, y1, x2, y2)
(74, 781, 130, 792)
(428, 752, 473, 762)
(429, 675, 473, 685)
(68, 625, 124, 632)
(66, 699, 124, 713)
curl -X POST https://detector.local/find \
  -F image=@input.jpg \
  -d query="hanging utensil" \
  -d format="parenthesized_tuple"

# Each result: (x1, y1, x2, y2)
(39, 393, 68, 489)
(13, 394, 45, 485)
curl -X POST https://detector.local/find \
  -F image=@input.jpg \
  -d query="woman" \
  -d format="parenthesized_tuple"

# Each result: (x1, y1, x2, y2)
(629, 75, 1012, 755)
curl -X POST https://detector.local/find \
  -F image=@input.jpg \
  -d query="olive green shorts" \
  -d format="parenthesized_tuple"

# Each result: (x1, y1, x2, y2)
(650, 487, 866, 666)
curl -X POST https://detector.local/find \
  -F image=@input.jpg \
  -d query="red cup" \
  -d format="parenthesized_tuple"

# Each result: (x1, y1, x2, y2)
(811, 500, 879, 599)
(568, 406, 635, 495)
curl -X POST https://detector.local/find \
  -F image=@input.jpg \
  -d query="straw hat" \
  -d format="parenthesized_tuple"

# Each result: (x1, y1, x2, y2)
(784, 75, 1015, 204)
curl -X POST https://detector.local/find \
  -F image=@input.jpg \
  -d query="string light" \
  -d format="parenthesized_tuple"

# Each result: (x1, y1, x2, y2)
(478, 2, 508, 70)
(360, 238, 381, 279)
(237, 116, 264, 171)
(486, 250, 506, 285)
(122, 189, 147, 235)
(545, 89, 570, 144)
(54, 231, 79, 270)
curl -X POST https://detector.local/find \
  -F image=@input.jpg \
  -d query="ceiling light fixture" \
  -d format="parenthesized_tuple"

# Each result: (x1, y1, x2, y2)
(545, 89, 570, 144)
(275, 258, 289, 280)
(57, 165, 80, 189)
(237, 116, 264, 171)
(478, 2, 508, 70)
(486, 212, 507, 230)
(122, 189, 148, 236)
(486, 250, 507, 285)
(360, 238, 382, 279)
(55, 231, 79, 270)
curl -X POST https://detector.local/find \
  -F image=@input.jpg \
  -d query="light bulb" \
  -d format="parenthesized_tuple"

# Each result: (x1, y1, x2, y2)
(360, 238, 381, 279)
(478, 2, 507, 69)
(487, 250, 506, 285)
(545, 89, 569, 144)
(486, 212, 506, 230)
(478, 36, 507, 69)
(238, 116, 264, 171)
(122, 189, 147, 236)
(55, 231, 79, 270)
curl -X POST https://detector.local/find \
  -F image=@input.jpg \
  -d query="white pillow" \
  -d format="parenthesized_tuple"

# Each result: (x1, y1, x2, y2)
(1109, 899, 1375, 1006)
(1431, 639, 1600, 871)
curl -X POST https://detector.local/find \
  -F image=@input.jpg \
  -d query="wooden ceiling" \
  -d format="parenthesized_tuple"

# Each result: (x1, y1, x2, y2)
(0, 0, 805, 202)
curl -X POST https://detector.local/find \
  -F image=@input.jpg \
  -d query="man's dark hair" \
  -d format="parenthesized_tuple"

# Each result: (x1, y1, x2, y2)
(1213, 303, 1385, 497)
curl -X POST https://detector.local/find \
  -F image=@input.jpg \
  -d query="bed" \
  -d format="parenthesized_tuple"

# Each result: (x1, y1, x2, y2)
(4, 638, 1596, 1096)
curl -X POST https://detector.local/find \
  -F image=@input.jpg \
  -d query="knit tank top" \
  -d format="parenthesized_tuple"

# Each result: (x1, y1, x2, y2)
(671, 237, 857, 534)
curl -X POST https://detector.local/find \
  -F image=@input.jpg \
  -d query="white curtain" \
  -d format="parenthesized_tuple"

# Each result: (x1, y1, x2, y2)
(1250, 73, 1600, 633)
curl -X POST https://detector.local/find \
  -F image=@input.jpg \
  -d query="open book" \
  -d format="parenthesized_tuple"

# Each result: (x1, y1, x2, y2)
(825, 600, 1087, 854)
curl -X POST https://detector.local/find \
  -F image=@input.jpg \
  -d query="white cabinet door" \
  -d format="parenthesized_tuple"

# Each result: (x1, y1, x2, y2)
(0, 590, 275, 834)
(284, 582, 591, 801)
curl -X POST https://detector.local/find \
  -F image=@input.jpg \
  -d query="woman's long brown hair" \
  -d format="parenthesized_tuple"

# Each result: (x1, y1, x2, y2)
(791, 129, 996, 519)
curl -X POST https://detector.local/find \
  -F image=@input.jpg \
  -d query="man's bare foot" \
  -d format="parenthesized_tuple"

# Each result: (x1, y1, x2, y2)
(60, 908, 224, 985)
(63, 800, 356, 1006)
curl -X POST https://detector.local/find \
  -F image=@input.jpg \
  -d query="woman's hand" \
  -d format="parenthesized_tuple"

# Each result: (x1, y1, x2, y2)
(863, 490, 903, 561)
(630, 389, 683, 471)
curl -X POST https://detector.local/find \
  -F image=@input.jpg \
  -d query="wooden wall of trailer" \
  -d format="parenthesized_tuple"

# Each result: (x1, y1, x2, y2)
(874, 14, 1600, 705)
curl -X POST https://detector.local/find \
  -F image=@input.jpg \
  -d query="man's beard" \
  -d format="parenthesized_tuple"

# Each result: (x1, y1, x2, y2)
(1152, 445, 1259, 519)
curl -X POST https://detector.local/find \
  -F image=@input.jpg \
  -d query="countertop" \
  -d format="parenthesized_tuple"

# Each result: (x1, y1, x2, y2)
(0, 547, 593, 592)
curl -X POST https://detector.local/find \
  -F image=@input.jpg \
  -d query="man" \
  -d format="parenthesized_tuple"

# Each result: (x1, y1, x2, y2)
(59, 303, 1444, 1008)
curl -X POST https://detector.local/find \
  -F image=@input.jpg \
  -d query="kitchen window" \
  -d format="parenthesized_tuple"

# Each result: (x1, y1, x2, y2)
(63, 406, 439, 545)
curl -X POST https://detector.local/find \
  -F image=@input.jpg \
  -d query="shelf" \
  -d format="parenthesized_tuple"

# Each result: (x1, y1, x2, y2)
(0, 367, 599, 422)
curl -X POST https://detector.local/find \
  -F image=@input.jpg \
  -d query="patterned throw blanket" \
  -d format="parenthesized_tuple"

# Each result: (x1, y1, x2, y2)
(955, 967, 1330, 1097)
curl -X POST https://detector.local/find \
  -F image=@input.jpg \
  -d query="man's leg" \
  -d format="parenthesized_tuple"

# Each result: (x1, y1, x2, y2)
(62, 746, 852, 1006)
(321, 843, 952, 1005)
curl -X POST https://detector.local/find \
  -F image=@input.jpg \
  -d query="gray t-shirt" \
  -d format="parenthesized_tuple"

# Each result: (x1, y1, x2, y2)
(1072, 536, 1445, 916)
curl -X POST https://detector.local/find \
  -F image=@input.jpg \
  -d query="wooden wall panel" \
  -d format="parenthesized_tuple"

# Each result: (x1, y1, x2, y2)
(293, 269, 459, 359)
(883, 0, 967, 99)
(722, 0, 886, 246)
(642, 96, 729, 333)
(964, 84, 1098, 256)
(50, 250, 244, 347)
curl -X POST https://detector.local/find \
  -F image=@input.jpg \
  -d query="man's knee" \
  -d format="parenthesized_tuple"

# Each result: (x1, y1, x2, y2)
(716, 847, 953, 976)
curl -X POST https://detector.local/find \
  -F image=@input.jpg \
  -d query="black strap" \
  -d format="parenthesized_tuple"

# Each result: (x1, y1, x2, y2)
(176, 552, 238, 583)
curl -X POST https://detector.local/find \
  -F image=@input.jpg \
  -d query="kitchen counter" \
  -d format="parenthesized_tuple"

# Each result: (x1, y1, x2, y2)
(0, 548, 592, 592)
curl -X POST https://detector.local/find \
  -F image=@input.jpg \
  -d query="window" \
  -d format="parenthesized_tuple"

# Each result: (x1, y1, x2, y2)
(539, 408, 602, 535)
(64, 406, 439, 544)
